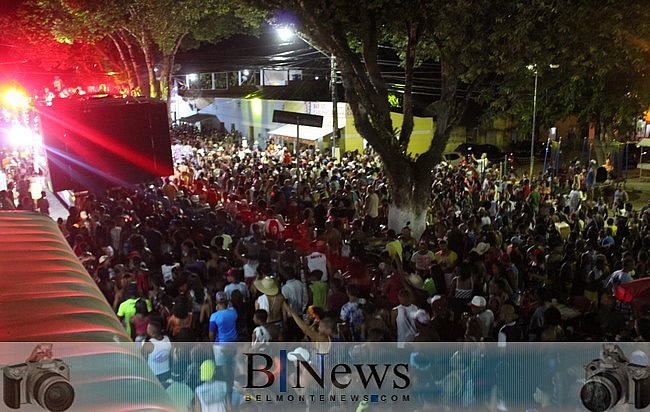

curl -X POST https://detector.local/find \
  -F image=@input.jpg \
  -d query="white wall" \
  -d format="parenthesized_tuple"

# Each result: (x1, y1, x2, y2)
(175, 96, 287, 148)
(174, 96, 349, 150)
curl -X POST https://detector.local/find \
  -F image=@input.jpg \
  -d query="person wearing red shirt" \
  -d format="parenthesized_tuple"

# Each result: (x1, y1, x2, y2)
(206, 188, 220, 207)
(283, 150, 292, 164)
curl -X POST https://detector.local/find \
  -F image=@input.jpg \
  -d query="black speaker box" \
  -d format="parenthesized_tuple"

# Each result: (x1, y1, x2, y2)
(39, 96, 173, 192)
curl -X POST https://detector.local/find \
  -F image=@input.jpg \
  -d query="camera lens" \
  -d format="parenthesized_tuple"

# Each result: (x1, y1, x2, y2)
(33, 372, 75, 412)
(581, 373, 622, 412)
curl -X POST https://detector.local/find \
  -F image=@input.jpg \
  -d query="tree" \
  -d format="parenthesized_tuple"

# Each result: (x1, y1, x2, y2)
(485, 0, 650, 145)
(143, 0, 263, 113)
(0, 2, 115, 80)
(25, 0, 263, 108)
(252, 0, 560, 236)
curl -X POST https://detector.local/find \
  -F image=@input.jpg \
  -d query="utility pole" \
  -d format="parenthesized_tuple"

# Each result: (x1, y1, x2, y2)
(331, 55, 339, 159)
(296, 116, 300, 158)
(529, 68, 539, 179)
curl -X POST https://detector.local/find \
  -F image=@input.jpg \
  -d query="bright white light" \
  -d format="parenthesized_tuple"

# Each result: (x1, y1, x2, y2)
(276, 26, 295, 42)
(8, 125, 33, 147)
(315, 76, 319, 80)
(3, 89, 28, 108)
(243, 69, 250, 76)
(188, 73, 198, 81)
(526, 64, 536, 71)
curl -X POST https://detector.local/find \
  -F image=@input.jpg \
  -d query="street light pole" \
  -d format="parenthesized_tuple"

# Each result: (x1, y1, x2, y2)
(276, 27, 339, 159)
(331, 55, 339, 159)
(529, 68, 539, 179)
(296, 116, 300, 158)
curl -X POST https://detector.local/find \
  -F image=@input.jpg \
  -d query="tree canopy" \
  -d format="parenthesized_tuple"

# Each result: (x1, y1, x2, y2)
(3, 0, 264, 103)
(485, 0, 650, 141)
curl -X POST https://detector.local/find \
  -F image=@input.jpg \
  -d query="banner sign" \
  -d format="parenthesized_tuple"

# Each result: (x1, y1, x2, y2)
(1, 342, 649, 411)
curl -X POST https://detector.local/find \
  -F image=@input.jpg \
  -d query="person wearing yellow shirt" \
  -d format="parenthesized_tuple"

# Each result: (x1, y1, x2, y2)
(385, 229, 403, 263)
(433, 239, 458, 273)
(605, 217, 617, 237)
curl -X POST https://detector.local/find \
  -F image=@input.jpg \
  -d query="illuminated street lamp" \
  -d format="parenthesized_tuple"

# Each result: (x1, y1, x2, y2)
(276, 26, 294, 42)
(275, 26, 340, 159)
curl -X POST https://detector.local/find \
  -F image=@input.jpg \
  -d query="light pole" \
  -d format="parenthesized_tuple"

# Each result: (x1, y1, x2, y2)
(527, 64, 559, 178)
(276, 26, 339, 159)
(528, 65, 539, 179)
(330, 55, 339, 159)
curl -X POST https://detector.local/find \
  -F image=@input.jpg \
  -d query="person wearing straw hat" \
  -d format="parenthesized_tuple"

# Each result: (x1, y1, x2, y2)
(254, 276, 286, 328)
(194, 359, 228, 412)
(404, 273, 425, 291)
(394, 255, 428, 308)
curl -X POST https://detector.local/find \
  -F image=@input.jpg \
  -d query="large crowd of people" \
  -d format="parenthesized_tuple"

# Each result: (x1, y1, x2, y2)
(2, 126, 650, 410)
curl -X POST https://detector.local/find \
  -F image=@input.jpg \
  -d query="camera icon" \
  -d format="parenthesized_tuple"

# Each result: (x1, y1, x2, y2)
(2, 345, 74, 411)
(581, 344, 650, 412)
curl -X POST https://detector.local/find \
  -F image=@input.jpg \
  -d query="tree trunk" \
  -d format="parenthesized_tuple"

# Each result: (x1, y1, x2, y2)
(141, 39, 159, 98)
(383, 58, 458, 239)
(118, 30, 142, 94)
(426, 58, 459, 165)
(388, 173, 432, 239)
(107, 34, 135, 90)
(160, 35, 185, 124)
(159, 55, 171, 119)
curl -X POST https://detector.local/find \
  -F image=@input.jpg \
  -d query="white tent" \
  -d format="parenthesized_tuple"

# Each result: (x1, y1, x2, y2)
(269, 123, 334, 141)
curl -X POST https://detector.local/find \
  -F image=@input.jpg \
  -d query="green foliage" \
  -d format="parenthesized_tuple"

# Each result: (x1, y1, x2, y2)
(0, 1, 105, 72)
(9, 0, 265, 97)
(483, 0, 650, 139)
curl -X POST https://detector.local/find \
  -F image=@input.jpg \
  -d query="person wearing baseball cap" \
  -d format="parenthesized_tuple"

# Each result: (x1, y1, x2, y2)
(469, 296, 494, 337)
(195, 359, 228, 412)
(208, 291, 238, 343)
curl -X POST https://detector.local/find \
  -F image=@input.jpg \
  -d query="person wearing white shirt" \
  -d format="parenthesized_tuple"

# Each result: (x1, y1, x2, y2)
(472, 153, 488, 177)
(391, 290, 419, 348)
(282, 273, 304, 314)
(568, 184, 583, 212)
(606, 257, 635, 294)
(141, 322, 172, 386)
(224, 270, 249, 301)
(252, 309, 272, 347)
(305, 248, 329, 281)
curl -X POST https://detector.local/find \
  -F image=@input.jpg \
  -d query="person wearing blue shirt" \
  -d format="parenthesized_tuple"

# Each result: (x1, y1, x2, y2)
(209, 291, 238, 343)
(600, 228, 616, 248)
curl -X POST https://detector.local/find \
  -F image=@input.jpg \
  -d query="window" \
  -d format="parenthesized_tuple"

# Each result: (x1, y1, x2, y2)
(198, 74, 212, 90)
